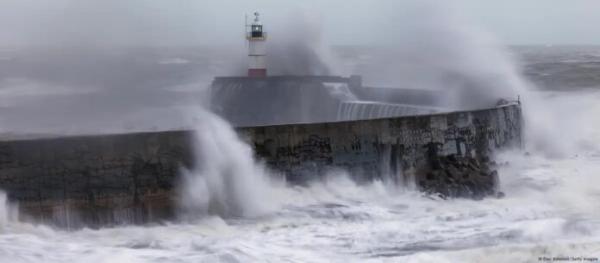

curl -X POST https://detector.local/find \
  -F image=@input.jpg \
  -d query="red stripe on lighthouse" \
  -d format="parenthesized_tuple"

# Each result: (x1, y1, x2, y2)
(248, 68, 267, 78)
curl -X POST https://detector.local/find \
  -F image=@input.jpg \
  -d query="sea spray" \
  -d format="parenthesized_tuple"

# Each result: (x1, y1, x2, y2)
(0, 191, 18, 231)
(266, 10, 341, 76)
(0, 192, 7, 230)
(360, 1, 526, 109)
(178, 111, 281, 219)
(356, 0, 575, 159)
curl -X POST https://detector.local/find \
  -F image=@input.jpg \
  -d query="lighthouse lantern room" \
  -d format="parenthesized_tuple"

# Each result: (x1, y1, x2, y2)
(247, 12, 267, 78)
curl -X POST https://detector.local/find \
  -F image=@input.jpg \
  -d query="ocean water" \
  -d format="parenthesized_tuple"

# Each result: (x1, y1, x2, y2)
(1, 47, 600, 262)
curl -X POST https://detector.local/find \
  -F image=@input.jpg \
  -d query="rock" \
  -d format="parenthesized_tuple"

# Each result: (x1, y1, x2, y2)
(416, 154, 499, 200)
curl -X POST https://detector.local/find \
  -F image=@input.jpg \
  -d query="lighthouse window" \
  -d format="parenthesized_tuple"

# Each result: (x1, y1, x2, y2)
(251, 25, 263, 38)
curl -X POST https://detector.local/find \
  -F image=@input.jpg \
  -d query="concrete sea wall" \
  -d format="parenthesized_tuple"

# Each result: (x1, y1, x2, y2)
(244, 103, 522, 196)
(0, 104, 522, 228)
(0, 131, 194, 227)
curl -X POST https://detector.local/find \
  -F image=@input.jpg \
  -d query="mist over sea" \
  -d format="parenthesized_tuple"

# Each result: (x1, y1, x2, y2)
(2, 45, 599, 135)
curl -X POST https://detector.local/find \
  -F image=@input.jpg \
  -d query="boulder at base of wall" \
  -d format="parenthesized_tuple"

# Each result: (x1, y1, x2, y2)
(417, 155, 500, 200)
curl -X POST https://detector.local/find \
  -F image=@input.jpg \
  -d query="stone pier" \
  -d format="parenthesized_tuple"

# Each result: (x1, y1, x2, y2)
(0, 103, 522, 228)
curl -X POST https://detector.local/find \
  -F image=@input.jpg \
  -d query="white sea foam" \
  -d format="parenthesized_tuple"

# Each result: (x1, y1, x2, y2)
(178, 110, 285, 219)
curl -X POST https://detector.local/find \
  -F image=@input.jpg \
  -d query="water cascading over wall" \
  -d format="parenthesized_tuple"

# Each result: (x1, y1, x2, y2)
(336, 101, 440, 121)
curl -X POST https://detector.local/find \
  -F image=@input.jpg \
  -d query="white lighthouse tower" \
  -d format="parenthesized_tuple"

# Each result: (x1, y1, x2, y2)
(246, 12, 267, 78)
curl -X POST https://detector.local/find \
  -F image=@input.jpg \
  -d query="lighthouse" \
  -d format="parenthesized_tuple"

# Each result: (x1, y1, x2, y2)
(247, 12, 267, 78)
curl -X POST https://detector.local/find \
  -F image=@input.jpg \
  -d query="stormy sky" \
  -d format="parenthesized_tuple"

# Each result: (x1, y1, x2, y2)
(0, 0, 599, 47)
